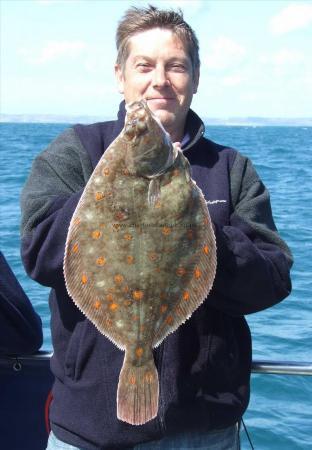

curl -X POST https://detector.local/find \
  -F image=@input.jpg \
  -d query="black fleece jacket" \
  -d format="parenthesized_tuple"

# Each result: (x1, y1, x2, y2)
(20, 102, 292, 449)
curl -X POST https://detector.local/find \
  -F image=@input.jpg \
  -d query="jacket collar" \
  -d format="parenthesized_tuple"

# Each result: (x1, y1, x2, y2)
(116, 101, 205, 152)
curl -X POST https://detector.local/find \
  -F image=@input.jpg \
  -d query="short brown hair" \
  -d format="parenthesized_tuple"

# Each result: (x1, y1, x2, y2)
(115, 5, 200, 73)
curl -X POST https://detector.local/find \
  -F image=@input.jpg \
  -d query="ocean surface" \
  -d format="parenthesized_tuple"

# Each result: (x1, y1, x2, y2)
(0, 122, 311, 449)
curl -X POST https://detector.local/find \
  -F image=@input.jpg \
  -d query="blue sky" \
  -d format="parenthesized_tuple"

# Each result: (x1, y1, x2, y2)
(1, 0, 312, 118)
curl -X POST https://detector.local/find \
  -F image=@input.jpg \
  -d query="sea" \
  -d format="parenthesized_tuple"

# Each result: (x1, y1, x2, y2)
(0, 122, 311, 449)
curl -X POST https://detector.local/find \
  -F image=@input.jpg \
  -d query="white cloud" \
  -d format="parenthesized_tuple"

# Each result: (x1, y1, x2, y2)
(270, 3, 312, 35)
(259, 49, 305, 66)
(221, 74, 245, 87)
(204, 36, 246, 70)
(20, 40, 87, 64)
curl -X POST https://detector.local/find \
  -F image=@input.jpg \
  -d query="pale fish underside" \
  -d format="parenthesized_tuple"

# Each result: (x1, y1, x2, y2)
(63, 100, 217, 425)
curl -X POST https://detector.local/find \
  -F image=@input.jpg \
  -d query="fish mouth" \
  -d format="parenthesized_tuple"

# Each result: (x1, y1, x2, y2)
(124, 101, 149, 139)
(126, 99, 148, 113)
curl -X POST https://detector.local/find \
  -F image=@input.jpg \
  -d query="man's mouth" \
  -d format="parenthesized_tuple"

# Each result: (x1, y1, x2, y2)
(146, 97, 175, 101)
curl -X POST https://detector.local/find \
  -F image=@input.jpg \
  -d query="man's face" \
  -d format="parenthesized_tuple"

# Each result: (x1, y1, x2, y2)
(115, 28, 199, 141)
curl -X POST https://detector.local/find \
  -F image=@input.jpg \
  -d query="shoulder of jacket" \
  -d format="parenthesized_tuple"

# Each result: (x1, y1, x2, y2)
(34, 127, 93, 184)
(40, 127, 85, 158)
(229, 151, 263, 207)
(230, 151, 260, 186)
(73, 120, 116, 143)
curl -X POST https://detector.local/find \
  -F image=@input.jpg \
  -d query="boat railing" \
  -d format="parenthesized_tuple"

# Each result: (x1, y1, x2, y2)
(6, 351, 312, 376)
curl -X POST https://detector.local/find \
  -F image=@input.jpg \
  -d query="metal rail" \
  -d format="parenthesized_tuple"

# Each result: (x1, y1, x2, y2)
(251, 360, 312, 376)
(5, 352, 312, 376)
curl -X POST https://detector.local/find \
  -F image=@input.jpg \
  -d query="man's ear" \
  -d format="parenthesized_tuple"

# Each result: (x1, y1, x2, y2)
(193, 67, 200, 94)
(115, 64, 125, 94)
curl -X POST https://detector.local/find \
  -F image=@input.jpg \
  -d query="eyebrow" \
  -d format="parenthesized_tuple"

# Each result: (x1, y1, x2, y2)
(132, 55, 190, 65)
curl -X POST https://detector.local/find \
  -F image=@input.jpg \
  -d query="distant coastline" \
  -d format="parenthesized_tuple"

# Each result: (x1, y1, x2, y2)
(0, 114, 311, 127)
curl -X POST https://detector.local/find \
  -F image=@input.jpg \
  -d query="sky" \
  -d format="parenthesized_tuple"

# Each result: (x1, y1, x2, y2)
(1, 0, 312, 119)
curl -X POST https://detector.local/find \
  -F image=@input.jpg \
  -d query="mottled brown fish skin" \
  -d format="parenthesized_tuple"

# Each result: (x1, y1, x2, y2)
(63, 100, 217, 425)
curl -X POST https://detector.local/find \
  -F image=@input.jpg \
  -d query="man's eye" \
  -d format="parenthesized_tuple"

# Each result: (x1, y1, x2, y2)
(137, 63, 150, 69)
(170, 64, 187, 72)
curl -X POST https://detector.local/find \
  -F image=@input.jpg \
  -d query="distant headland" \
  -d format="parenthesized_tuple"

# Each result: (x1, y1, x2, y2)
(0, 114, 311, 127)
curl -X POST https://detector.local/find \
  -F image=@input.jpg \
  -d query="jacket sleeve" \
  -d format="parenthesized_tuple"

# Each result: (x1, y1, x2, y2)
(0, 252, 43, 355)
(210, 152, 293, 315)
(20, 128, 93, 289)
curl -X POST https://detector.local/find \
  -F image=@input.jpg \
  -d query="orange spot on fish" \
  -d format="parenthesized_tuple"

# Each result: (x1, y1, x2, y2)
(94, 299, 101, 309)
(96, 256, 106, 266)
(140, 325, 145, 332)
(124, 233, 133, 241)
(73, 217, 81, 226)
(160, 304, 168, 314)
(166, 316, 174, 325)
(127, 255, 134, 264)
(160, 293, 166, 300)
(135, 347, 144, 358)
(176, 267, 186, 276)
(95, 192, 105, 201)
(133, 290, 144, 301)
(123, 168, 130, 176)
(123, 285, 129, 293)
(109, 303, 119, 312)
(92, 230, 102, 239)
(106, 318, 112, 327)
(72, 243, 79, 253)
(187, 229, 193, 240)
(124, 299, 132, 307)
(81, 274, 88, 284)
(204, 217, 209, 225)
(194, 267, 202, 279)
(113, 224, 121, 231)
(129, 375, 136, 385)
(203, 245, 209, 255)
(172, 169, 180, 177)
(114, 274, 124, 284)
(132, 315, 139, 321)
(102, 167, 110, 176)
(154, 200, 161, 208)
(183, 291, 190, 301)
(162, 227, 171, 236)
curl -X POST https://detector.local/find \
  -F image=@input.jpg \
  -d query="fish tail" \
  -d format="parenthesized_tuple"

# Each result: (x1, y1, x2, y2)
(117, 354, 159, 425)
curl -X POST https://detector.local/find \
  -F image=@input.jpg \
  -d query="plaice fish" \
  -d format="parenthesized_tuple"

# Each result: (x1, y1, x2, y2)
(63, 99, 217, 425)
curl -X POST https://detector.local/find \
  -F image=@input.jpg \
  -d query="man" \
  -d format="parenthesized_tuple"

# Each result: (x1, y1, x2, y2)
(20, 5, 292, 450)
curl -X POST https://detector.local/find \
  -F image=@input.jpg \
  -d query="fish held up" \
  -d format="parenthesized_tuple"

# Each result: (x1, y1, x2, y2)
(63, 99, 217, 426)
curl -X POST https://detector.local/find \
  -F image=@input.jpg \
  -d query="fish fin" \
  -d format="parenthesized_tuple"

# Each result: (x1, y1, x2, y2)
(181, 155, 191, 182)
(148, 178, 161, 207)
(117, 354, 159, 425)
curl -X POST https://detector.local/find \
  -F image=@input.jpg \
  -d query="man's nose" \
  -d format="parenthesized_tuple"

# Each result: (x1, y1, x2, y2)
(152, 66, 170, 88)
